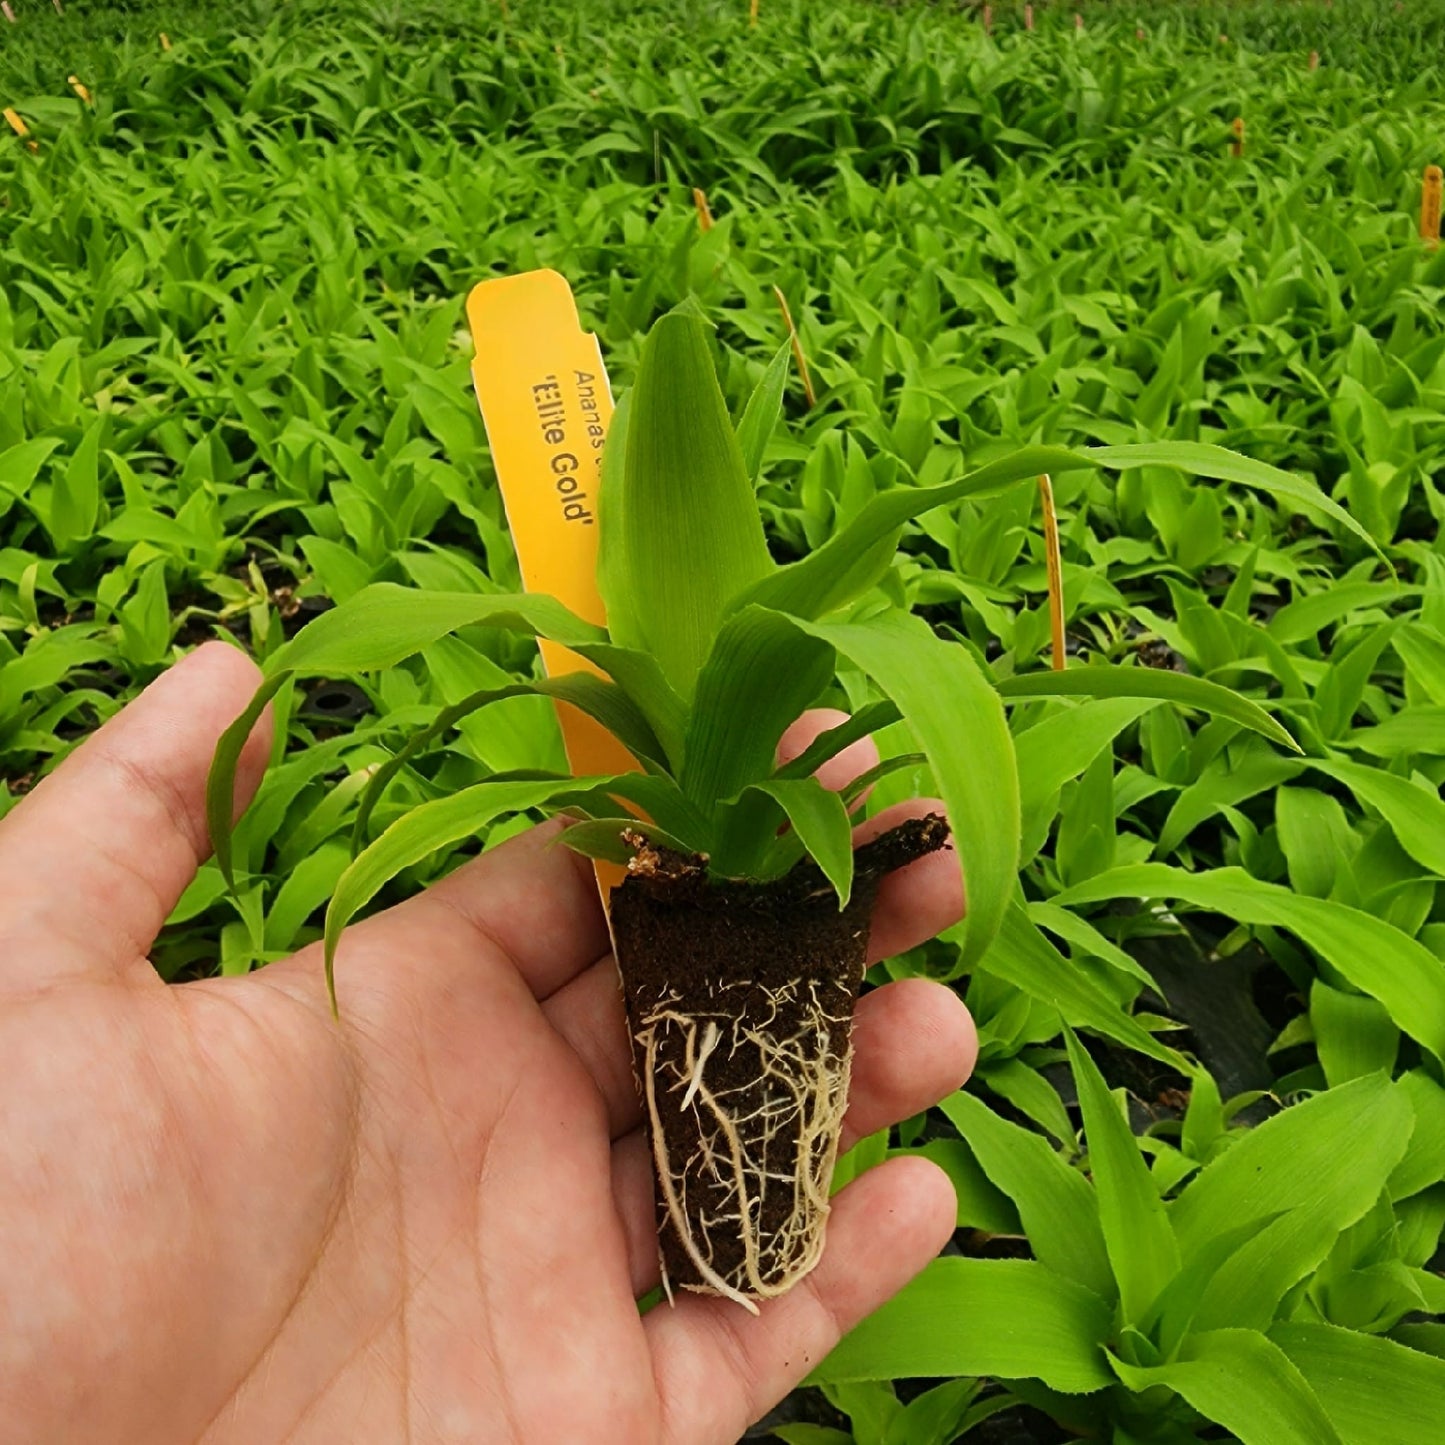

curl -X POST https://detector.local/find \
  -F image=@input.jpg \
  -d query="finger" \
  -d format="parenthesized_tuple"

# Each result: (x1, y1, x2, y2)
(647, 1155, 956, 1445)
(611, 1129, 659, 1295)
(776, 707, 879, 803)
(609, 980, 976, 1292)
(840, 977, 977, 1142)
(856, 798, 966, 961)
(346, 815, 612, 1003)
(0, 643, 272, 986)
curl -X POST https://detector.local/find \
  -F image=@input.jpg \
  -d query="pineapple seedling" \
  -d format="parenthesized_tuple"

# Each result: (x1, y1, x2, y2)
(208, 301, 1324, 1310)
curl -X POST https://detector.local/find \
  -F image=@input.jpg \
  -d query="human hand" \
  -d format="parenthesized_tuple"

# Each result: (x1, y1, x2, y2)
(0, 643, 976, 1444)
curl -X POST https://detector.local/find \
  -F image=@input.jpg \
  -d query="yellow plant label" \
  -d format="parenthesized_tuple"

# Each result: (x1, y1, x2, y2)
(1422, 165, 1442, 248)
(466, 269, 635, 893)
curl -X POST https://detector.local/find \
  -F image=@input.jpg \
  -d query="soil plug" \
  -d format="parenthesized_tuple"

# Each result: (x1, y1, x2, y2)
(612, 817, 949, 1307)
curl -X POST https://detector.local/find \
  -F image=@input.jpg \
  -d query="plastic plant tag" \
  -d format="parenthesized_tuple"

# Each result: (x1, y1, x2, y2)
(466, 269, 635, 892)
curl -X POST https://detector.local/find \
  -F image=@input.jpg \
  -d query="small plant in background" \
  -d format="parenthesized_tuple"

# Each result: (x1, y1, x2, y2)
(809, 1034, 1445, 1442)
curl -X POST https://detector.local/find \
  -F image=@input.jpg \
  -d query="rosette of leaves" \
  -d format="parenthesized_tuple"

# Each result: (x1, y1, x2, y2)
(208, 301, 1342, 1311)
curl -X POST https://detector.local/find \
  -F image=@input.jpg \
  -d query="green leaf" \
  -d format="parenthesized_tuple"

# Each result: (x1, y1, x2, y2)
(813, 1258, 1113, 1394)
(1393, 623, 1445, 705)
(613, 304, 774, 694)
(596, 388, 643, 652)
(1345, 707, 1445, 759)
(1270, 1323, 1445, 1445)
(573, 641, 688, 768)
(770, 1427, 852, 1445)
(1276, 787, 1356, 898)
(269, 582, 606, 678)
(1055, 746, 1116, 887)
(352, 674, 666, 852)
(1064, 1027, 1178, 1324)
(893, 1138, 1022, 1234)
(0, 436, 61, 499)
(1141, 1217, 1282, 1356)
(733, 440, 1366, 625)
(1390, 1070, 1445, 1201)
(1014, 698, 1159, 851)
(681, 605, 835, 811)
(1157, 749, 1302, 856)
(323, 775, 608, 1012)
(1090, 440, 1380, 557)
(1268, 582, 1409, 646)
(735, 446, 1082, 622)
(1308, 758, 1445, 881)
(50, 417, 103, 550)
(729, 777, 854, 904)
(117, 560, 173, 667)
(997, 666, 1298, 753)
(789, 611, 1018, 970)
(1311, 980, 1399, 1087)
(939, 1088, 1114, 1299)
(1054, 865, 1445, 1062)
(984, 904, 1183, 1067)
(772, 700, 902, 781)
(590, 772, 713, 851)
(206, 670, 293, 889)
(1110, 1329, 1342, 1445)
(1167, 1073, 1412, 1267)
(979, 1057, 1075, 1147)
(1027, 901, 1159, 992)
(736, 342, 791, 485)
(554, 817, 694, 862)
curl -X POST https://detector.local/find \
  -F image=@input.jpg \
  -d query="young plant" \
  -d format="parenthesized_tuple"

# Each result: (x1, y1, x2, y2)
(207, 301, 1332, 1311)
(814, 1035, 1445, 1443)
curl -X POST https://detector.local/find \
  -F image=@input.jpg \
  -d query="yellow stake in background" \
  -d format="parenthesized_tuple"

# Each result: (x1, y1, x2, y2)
(1422, 165, 1443, 249)
(1038, 476, 1066, 672)
(159, 32, 172, 50)
(1230, 116, 1245, 159)
(692, 187, 715, 232)
(772, 285, 816, 410)
(68, 75, 93, 105)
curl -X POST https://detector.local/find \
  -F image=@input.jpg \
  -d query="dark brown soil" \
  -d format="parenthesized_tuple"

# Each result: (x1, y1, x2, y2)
(610, 814, 951, 1303)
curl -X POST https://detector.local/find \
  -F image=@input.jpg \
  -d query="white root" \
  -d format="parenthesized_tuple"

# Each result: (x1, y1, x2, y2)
(635, 976, 855, 1310)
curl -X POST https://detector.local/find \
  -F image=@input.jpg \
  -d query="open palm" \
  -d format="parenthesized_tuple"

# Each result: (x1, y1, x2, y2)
(0, 643, 976, 1444)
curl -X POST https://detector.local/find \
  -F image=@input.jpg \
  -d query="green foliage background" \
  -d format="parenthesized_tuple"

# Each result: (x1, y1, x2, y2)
(4, 0, 1445, 1438)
